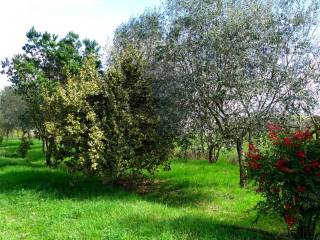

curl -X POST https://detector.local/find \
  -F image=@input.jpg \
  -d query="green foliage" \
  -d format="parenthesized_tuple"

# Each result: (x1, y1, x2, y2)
(17, 137, 33, 158)
(0, 135, 3, 146)
(109, 46, 171, 177)
(0, 88, 28, 136)
(43, 47, 171, 181)
(2, 27, 101, 166)
(157, 0, 320, 187)
(43, 55, 104, 170)
(247, 125, 320, 239)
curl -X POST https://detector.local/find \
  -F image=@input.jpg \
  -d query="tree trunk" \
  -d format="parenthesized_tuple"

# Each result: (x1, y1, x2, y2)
(200, 132, 205, 154)
(236, 138, 247, 188)
(44, 137, 53, 167)
(208, 144, 220, 164)
(42, 138, 45, 154)
(208, 144, 214, 164)
(214, 147, 220, 163)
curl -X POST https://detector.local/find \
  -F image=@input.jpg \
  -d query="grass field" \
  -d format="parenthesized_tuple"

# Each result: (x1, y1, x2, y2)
(0, 139, 287, 240)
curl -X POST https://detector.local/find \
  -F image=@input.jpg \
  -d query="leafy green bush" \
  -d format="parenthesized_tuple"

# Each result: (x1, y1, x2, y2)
(247, 124, 320, 240)
(0, 135, 3, 146)
(43, 49, 172, 182)
(18, 137, 33, 158)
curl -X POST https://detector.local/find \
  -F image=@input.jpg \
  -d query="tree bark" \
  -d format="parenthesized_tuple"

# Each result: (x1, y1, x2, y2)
(208, 144, 220, 164)
(236, 138, 247, 188)
(200, 132, 205, 154)
(44, 137, 53, 167)
(208, 144, 214, 164)
(42, 138, 45, 154)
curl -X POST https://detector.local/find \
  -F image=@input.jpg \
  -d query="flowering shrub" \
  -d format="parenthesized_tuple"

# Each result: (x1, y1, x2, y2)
(247, 124, 320, 240)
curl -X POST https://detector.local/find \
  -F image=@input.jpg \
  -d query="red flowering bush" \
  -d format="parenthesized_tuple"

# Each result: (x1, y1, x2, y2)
(247, 124, 320, 240)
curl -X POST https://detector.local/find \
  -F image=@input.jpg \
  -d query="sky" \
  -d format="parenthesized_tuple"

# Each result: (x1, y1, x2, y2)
(0, 0, 163, 90)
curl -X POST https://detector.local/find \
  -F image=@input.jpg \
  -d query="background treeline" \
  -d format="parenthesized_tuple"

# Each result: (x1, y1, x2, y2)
(1, 0, 320, 187)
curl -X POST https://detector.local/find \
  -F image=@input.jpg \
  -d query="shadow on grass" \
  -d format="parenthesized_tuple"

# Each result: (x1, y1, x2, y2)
(0, 159, 287, 239)
(139, 178, 216, 207)
(0, 139, 20, 147)
(0, 157, 44, 168)
(0, 157, 217, 207)
(0, 138, 42, 158)
(119, 215, 288, 240)
(0, 168, 131, 200)
(26, 148, 44, 162)
(0, 167, 211, 207)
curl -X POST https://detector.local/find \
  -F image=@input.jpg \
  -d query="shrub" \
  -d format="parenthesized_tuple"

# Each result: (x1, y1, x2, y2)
(43, 50, 172, 182)
(0, 135, 3, 146)
(247, 124, 320, 240)
(18, 137, 33, 158)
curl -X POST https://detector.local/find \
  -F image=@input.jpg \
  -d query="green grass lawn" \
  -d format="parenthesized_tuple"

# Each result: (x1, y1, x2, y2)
(0, 139, 287, 240)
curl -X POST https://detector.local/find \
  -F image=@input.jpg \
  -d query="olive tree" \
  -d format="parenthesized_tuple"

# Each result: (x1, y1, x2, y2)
(0, 87, 28, 137)
(160, 0, 320, 187)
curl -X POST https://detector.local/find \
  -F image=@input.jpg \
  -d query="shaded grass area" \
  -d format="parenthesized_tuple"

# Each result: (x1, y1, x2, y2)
(0, 139, 287, 240)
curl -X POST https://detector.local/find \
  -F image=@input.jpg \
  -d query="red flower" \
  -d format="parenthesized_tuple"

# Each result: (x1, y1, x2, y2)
(249, 160, 262, 170)
(275, 159, 287, 167)
(284, 213, 296, 227)
(293, 129, 312, 140)
(316, 172, 320, 177)
(303, 166, 312, 174)
(296, 151, 305, 158)
(284, 203, 293, 209)
(246, 151, 261, 161)
(275, 159, 291, 173)
(280, 167, 291, 173)
(304, 130, 312, 140)
(311, 160, 320, 169)
(248, 144, 256, 151)
(293, 131, 305, 140)
(283, 137, 293, 146)
(266, 123, 282, 142)
(297, 185, 306, 193)
(269, 132, 278, 141)
(266, 123, 282, 132)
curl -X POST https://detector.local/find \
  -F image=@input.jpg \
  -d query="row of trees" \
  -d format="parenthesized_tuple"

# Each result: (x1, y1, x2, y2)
(1, 28, 172, 181)
(112, 0, 320, 187)
(2, 0, 320, 187)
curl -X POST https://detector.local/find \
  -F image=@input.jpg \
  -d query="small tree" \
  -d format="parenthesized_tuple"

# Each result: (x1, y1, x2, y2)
(18, 135, 33, 158)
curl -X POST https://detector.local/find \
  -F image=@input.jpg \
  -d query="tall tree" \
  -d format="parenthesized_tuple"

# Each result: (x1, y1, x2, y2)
(160, 0, 320, 187)
(2, 27, 101, 165)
